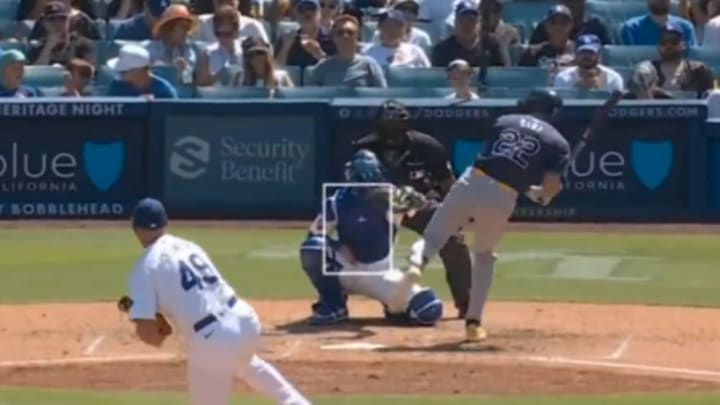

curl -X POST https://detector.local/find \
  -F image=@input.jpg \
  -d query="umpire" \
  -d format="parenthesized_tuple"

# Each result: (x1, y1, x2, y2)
(352, 99, 471, 317)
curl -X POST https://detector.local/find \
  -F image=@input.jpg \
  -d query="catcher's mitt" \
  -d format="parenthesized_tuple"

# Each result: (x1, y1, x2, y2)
(117, 295, 172, 336)
(367, 185, 428, 214)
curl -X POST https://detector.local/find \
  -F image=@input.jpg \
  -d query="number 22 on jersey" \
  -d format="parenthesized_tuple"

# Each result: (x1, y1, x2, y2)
(490, 121, 541, 169)
(180, 253, 219, 291)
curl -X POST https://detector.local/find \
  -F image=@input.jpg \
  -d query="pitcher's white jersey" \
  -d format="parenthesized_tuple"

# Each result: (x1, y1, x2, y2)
(128, 234, 238, 338)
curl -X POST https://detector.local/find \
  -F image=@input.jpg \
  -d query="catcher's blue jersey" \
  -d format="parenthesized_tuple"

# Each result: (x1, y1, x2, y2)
(320, 188, 397, 264)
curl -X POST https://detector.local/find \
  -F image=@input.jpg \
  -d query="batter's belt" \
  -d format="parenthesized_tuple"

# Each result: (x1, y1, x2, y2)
(472, 168, 519, 198)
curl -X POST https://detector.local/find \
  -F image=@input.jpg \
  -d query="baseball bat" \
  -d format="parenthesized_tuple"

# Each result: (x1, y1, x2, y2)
(568, 90, 624, 167)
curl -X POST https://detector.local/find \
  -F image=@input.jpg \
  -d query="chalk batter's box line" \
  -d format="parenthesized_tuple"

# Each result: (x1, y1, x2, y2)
(321, 182, 394, 277)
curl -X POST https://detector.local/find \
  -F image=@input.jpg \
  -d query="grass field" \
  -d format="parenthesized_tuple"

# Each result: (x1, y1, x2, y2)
(1, 226, 719, 404)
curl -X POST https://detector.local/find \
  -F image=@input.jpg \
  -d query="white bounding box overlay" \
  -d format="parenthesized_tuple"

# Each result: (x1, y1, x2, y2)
(322, 182, 394, 277)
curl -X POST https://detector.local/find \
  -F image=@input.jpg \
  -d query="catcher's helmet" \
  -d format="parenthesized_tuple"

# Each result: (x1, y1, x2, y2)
(344, 149, 385, 182)
(517, 88, 563, 119)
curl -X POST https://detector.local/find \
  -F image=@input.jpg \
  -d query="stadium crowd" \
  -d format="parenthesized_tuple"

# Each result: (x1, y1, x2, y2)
(0, 0, 718, 101)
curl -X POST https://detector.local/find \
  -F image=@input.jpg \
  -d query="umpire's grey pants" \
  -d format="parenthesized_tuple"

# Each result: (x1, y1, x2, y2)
(413, 167, 517, 324)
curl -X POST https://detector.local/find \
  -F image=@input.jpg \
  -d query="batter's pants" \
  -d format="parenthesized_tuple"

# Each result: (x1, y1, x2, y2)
(402, 200, 472, 313)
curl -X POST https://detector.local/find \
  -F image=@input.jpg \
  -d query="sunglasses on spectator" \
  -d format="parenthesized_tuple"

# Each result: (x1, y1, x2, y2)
(320, 2, 337, 9)
(333, 28, 356, 37)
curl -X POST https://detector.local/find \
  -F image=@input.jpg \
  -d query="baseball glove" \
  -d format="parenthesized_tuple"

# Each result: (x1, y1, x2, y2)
(117, 295, 173, 336)
(367, 185, 427, 214)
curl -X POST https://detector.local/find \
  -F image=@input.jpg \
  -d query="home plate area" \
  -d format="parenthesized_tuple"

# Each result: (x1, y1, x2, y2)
(0, 299, 719, 395)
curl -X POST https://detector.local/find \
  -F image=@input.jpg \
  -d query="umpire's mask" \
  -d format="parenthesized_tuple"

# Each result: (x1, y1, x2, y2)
(376, 99, 411, 147)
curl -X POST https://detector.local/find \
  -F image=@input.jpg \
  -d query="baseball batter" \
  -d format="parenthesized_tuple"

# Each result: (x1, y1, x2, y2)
(121, 198, 311, 405)
(392, 89, 571, 342)
(299, 150, 444, 326)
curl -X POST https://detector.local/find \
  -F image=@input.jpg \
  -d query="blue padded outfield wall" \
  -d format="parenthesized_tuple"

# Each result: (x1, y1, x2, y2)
(0, 98, 714, 222)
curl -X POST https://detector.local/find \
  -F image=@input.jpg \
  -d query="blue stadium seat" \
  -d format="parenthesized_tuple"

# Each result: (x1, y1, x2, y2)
(23, 66, 66, 87)
(362, 20, 377, 42)
(107, 19, 126, 40)
(196, 86, 271, 99)
(0, 0, 19, 19)
(509, 45, 524, 65)
(503, 1, 555, 25)
(274, 86, 354, 99)
(95, 66, 117, 86)
(669, 90, 700, 99)
(37, 86, 66, 97)
(554, 88, 612, 99)
(385, 67, 455, 87)
(284, 65, 301, 87)
(177, 85, 195, 98)
(487, 67, 550, 88)
(0, 19, 16, 40)
(587, 1, 648, 22)
(602, 45, 658, 66)
(612, 65, 633, 84)
(94, 19, 106, 40)
(354, 87, 436, 98)
(688, 47, 720, 68)
(0, 40, 25, 53)
(151, 65, 180, 86)
(94, 40, 112, 65)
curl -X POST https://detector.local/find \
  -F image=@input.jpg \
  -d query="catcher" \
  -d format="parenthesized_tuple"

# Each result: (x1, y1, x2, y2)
(298, 149, 444, 326)
(118, 198, 310, 405)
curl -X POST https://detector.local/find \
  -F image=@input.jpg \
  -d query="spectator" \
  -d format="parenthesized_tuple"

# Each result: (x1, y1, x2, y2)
(275, 0, 336, 67)
(362, 10, 430, 68)
(553, 34, 624, 91)
(107, 44, 178, 98)
(237, 37, 294, 89)
(112, 0, 169, 41)
(649, 23, 714, 96)
(701, 0, 720, 44)
(445, 59, 478, 101)
(621, 0, 696, 45)
(62, 58, 94, 96)
(371, 0, 432, 49)
(319, 0, 342, 31)
(27, 0, 101, 41)
(17, 0, 96, 20)
(267, 0, 294, 26)
(27, 2, 95, 67)
(0, 50, 40, 97)
(307, 14, 387, 86)
(196, 6, 244, 86)
(443, 0, 520, 47)
(530, 0, 611, 45)
(194, 0, 259, 16)
(431, 1, 509, 68)
(107, 0, 144, 20)
(420, 0, 477, 40)
(194, 0, 269, 43)
(623, 60, 673, 99)
(146, 4, 198, 84)
(519, 5, 575, 68)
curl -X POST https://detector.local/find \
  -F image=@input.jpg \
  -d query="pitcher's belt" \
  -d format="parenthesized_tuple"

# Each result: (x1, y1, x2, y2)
(472, 168, 519, 198)
(193, 296, 237, 333)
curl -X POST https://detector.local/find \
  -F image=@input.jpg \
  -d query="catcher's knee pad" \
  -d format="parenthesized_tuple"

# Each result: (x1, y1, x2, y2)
(299, 236, 345, 307)
(407, 288, 443, 326)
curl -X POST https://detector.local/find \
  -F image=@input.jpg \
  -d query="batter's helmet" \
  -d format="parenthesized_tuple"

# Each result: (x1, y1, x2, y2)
(517, 88, 563, 119)
(344, 149, 385, 182)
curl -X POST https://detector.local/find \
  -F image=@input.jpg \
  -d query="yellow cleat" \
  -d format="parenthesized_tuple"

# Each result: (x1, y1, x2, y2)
(465, 323, 488, 343)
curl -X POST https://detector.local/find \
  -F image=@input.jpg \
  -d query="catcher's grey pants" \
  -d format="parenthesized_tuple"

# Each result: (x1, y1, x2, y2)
(417, 167, 517, 324)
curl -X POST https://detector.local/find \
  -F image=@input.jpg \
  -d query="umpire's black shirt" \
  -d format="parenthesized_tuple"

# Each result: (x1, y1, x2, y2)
(353, 131, 453, 199)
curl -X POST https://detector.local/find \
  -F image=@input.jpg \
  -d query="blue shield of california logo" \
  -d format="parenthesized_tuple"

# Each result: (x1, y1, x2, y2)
(453, 140, 484, 176)
(82, 141, 125, 191)
(630, 140, 673, 190)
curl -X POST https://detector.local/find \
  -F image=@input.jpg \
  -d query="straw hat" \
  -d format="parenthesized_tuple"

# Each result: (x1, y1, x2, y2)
(152, 4, 197, 38)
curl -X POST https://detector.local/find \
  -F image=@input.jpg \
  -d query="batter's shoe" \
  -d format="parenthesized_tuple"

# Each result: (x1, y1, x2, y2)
(388, 266, 423, 313)
(310, 303, 349, 326)
(465, 321, 487, 342)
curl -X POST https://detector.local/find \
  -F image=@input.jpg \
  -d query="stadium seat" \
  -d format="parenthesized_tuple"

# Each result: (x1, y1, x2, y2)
(669, 90, 700, 99)
(503, 1, 555, 25)
(94, 66, 117, 86)
(0, 19, 16, 40)
(37, 86, 67, 97)
(0, 0, 19, 19)
(276, 21, 299, 38)
(487, 67, 550, 88)
(0, 40, 25, 53)
(602, 45, 658, 66)
(554, 88, 612, 99)
(385, 67, 455, 87)
(274, 86, 354, 99)
(284, 65, 301, 87)
(151, 65, 181, 86)
(23, 66, 66, 87)
(354, 87, 436, 98)
(94, 19, 106, 40)
(177, 85, 195, 98)
(196, 86, 271, 99)
(688, 47, 720, 68)
(612, 65, 633, 84)
(587, 0, 680, 20)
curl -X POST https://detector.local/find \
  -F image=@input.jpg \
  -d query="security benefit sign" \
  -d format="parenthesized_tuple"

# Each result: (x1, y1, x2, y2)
(0, 102, 146, 218)
(163, 115, 316, 208)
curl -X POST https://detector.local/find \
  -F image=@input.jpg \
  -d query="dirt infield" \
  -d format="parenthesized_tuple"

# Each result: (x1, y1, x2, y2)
(1, 300, 720, 396)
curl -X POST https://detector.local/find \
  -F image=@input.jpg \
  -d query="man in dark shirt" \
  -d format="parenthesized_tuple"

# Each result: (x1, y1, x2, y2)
(112, 0, 170, 41)
(519, 5, 575, 68)
(529, 0, 611, 45)
(431, 1, 507, 68)
(353, 100, 472, 318)
(393, 89, 571, 344)
(275, 0, 337, 67)
(26, 2, 94, 67)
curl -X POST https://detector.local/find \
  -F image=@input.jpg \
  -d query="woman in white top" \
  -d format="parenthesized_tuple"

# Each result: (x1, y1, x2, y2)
(445, 59, 479, 101)
(194, 0, 270, 43)
(196, 5, 244, 86)
(145, 4, 197, 84)
(362, 9, 430, 68)
(236, 37, 294, 89)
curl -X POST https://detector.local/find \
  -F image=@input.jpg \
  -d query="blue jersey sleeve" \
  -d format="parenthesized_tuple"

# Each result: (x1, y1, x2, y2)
(308, 193, 338, 236)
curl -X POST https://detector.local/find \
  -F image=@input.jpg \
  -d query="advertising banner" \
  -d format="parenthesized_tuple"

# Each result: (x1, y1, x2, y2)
(330, 100, 702, 221)
(162, 115, 317, 214)
(0, 100, 147, 219)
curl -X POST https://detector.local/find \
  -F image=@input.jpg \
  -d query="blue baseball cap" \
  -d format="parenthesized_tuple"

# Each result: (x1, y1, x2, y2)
(295, 0, 320, 9)
(379, 9, 407, 24)
(132, 198, 168, 230)
(147, 0, 169, 18)
(661, 22, 684, 39)
(547, 4, 572, 20)
(575, 34, 601, 54)
(455, 1, 479, 17)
